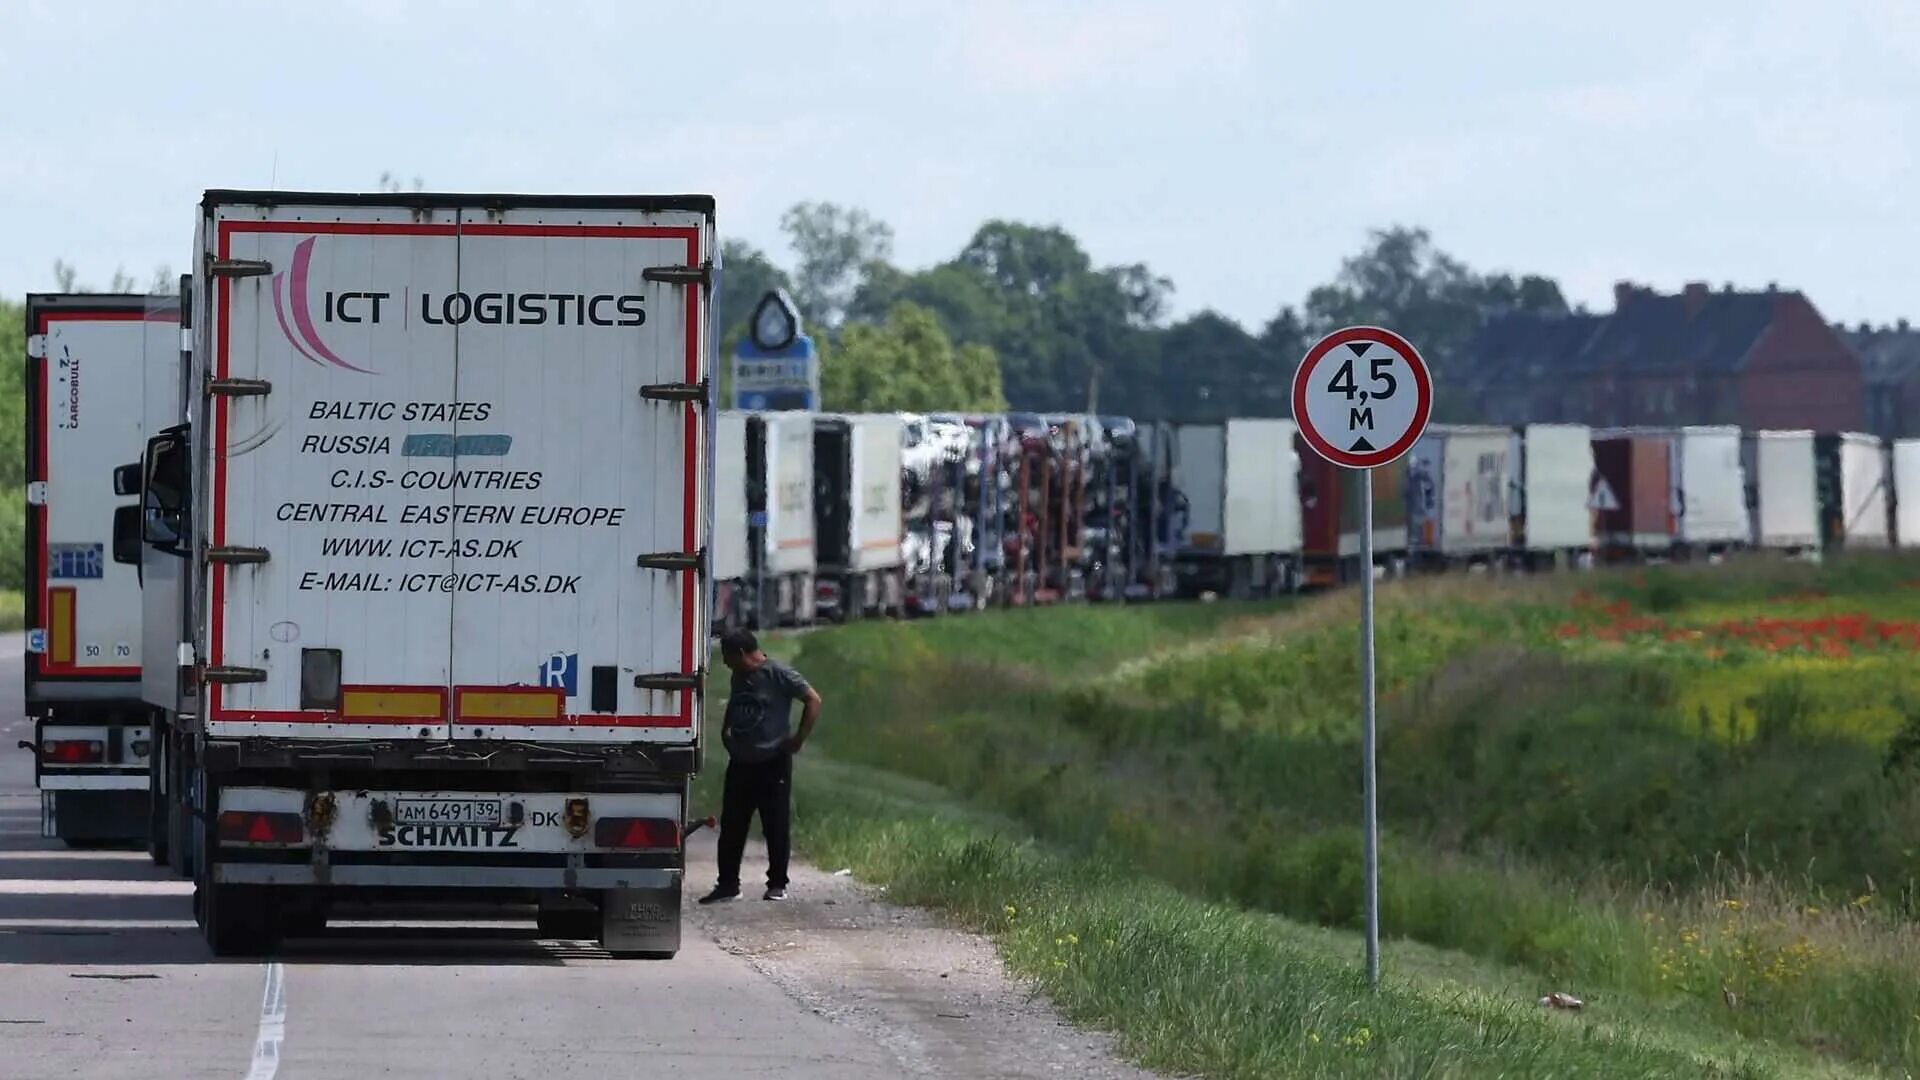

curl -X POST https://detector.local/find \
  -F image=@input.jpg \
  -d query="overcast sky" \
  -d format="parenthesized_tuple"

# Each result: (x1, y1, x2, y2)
(3, 0, 1914, 331)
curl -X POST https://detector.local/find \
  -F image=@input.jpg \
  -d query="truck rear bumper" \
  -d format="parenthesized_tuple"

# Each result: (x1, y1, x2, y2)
(213, 863, 679, 890)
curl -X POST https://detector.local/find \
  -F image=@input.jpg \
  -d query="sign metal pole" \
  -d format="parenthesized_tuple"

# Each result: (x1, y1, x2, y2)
(1358, 466, 1379, 990)
(1290, 325, 1431, 994)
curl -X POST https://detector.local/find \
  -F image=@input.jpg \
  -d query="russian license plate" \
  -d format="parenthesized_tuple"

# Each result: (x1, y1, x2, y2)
(394, 798, 505, 826)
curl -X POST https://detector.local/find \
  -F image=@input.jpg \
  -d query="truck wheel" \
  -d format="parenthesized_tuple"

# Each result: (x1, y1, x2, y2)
(1227, 560, 1252, 601)
(146, 745, 169, 867)
(203, 883, 280, 957)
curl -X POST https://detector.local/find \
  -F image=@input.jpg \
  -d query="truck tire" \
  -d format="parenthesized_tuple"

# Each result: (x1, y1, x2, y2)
(168, 748, 195, 879)
(195, 775, 280, 957)
(1226, 560, 1252, 601)
(202, 882, 280, 957)
(146, 741, 169, 867)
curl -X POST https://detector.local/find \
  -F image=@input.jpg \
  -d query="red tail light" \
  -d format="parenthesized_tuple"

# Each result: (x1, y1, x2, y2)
(592, 817, 680, 850)
(43, 740, 104, 764)
(218, 810, 306, 846)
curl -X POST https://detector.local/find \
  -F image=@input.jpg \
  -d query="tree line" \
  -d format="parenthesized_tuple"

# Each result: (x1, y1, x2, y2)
(721, 204, 1572, 421)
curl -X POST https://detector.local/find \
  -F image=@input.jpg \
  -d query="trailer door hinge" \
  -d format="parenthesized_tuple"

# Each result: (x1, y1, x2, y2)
(643, 263, 711, 288)
(25, 482, 48, 507)
(209, 377, 271, 397)
(635, 549, 704, 573)
(209, 258, 272, 279)
(640, 380, 708, 404)
(204, 666, 268, 685)
(207, 546, 271, 565)
(25, 334, 46, 360)
(633, 670, 703, 693)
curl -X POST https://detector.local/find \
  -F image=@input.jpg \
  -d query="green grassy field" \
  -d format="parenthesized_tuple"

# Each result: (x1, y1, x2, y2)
(0, 589, 21, 633)
(707, 553, 1920, 1076)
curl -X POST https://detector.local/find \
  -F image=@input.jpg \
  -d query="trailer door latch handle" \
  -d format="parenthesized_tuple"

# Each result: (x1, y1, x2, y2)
(640, 380, 708, 404)
(633, 671, 702, 693)
(209, 258, 273, 279)
(635, 549, 703, 573)
(207, 546, 271, 565)
(642, 263, 711, 287)
(209, 377, 272, 397)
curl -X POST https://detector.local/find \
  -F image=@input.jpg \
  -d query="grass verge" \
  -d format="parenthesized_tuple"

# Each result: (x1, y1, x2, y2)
(0, 590, 21, 633)
(790, 757, 1871, 1080)
(723, 555, 1920, 1073)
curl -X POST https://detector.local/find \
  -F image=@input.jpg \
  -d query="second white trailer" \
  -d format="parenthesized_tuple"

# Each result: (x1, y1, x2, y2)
(1170, 418, 1300, 598)
(1673, 425, 1751, 550)
(812, 413, 904, 619)
(1743, 431, 1819, 551)
(1894, 439, 1920, 548)
(1817, 433, 1892, 549)
(1408, 424, 1514, 566)
(1510, 423, 1594, 566)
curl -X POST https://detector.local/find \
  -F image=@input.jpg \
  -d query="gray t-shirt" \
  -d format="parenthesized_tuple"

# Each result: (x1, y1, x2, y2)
(722, 659, 812, 763)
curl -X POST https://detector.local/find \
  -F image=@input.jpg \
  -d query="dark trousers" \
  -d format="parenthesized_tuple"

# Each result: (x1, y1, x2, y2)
(716, 752, 791, 891)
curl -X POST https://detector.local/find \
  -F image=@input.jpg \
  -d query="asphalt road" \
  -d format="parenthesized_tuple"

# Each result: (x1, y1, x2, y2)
(0, 632, 1111, 1080)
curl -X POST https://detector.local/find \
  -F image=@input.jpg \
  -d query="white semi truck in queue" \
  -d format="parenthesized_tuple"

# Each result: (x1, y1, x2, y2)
(22, 293, 179, 848)
(134, 190, 717, 956)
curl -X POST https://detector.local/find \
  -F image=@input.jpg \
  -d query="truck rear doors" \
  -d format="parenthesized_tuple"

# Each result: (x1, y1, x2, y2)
(195, 194, 712, 744)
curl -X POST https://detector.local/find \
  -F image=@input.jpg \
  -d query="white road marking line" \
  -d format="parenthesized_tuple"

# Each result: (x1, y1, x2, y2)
(244, 962, 286, 1080)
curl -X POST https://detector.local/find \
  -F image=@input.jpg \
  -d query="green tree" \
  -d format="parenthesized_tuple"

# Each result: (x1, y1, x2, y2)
(779, 201, 893, 331)
(713, 239, 799, 408)
(853, 221, 1171, 415)
(0, 299, 25, 591)
(1303, 226, 1567, 418)
(715, 239, 795, 352)
(1150, 310, 1278, 421)
(820, 301, 1007, 413)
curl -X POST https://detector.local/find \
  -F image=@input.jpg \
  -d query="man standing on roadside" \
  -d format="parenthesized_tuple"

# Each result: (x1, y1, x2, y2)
(700, 629, 822, 904)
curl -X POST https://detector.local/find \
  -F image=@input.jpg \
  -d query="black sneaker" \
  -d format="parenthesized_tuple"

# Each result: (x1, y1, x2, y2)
(763, 886, 788, 901)
(698, 886, 740, 905)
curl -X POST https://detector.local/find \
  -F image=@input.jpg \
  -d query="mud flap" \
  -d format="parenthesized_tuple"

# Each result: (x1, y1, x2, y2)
(601, 882, 682, 957)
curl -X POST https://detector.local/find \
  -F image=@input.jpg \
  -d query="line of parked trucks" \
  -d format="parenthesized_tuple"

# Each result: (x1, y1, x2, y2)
(18, 188, 1917, 961)
(712, 414, 1920, 632)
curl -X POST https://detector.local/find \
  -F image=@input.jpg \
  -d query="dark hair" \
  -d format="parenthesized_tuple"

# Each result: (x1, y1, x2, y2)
(719, 628, 759, 656)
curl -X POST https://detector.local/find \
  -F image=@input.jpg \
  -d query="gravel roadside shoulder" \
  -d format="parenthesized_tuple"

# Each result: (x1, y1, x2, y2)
(684, 832, 1167, 1080)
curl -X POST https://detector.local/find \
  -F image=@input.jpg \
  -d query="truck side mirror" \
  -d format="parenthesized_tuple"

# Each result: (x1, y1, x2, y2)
(112, 506, 143, 566)
(142, 427, 192, 558)
(113, 462, 141, 497)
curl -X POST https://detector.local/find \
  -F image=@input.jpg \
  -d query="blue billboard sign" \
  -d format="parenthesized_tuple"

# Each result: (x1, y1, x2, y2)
(732, 290, 818, 411)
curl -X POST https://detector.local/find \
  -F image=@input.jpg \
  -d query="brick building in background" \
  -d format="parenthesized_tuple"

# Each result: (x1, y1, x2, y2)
(1464, 282, 1863, 432)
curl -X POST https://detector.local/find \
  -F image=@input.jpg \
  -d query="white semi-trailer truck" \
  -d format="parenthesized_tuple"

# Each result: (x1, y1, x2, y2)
(136, 190, 715, 956)
(22, 293, 179, 848)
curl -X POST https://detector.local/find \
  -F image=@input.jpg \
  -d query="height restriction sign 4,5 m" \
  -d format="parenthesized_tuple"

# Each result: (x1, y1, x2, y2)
(1290, 324, 1431, 994)
(1291, 326, 1432, 469)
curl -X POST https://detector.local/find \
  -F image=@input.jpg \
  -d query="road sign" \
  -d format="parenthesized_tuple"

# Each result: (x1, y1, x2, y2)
(1291, 325, 1432, 993)
(732, 290, 819, 411)
(1291, 326, 1433, 469)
